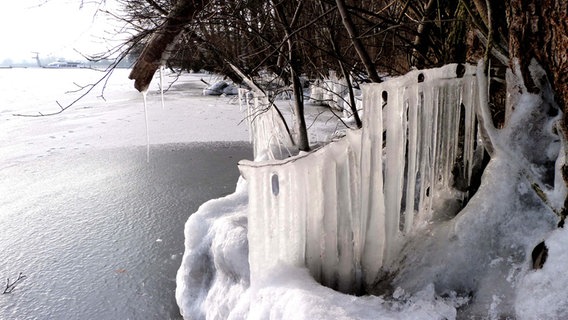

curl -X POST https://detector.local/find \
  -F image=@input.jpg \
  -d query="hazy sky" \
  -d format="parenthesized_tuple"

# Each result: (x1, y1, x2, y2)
(0, 0, 119, 62)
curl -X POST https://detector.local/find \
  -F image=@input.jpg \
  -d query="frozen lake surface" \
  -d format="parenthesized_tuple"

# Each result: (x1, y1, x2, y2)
(0, 68, 252, 319)
(0, 143, 251, 319)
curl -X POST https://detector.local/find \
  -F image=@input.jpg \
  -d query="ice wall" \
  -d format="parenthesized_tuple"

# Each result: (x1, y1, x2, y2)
(239, 130, 363, 293)
(240, 64, 485, 293)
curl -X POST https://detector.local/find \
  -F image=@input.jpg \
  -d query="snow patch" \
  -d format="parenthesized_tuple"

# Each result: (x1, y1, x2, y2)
(515, 227, 568, 319)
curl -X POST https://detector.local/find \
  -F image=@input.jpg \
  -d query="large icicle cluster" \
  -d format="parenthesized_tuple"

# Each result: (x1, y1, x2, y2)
(239, 131, 363, 293)
(239, 64, 484, 293)
(360, 64, 483, 281)
(389, 61, 561, 318)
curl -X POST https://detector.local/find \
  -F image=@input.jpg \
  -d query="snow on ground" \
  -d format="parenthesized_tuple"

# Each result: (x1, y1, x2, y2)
(0, 69, 251, 167)
(176, 178, 467, 320)
(0, 68, 345, 167)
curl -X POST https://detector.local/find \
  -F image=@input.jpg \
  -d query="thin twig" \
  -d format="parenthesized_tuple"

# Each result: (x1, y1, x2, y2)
(3, 273, 26, 294)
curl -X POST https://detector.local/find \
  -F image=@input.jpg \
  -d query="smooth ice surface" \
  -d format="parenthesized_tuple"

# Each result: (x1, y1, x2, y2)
(0, 143, 252, 320)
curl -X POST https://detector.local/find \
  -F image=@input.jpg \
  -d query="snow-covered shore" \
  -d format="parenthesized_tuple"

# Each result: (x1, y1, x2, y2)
(175, 63, 568, 320)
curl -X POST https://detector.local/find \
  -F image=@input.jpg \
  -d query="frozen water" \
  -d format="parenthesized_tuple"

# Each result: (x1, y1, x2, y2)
(0, 68, 252, 319)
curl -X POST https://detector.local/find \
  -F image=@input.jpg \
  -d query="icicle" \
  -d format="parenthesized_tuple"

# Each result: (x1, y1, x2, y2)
(142, 91, 150, 163)
(159, 65, 165, 110)
(476, 60, 497, 155)
(404, 84, 419, 233)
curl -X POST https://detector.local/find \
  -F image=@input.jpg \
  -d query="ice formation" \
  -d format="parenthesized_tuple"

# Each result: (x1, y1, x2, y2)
(142, 90, 150, 162)
(239, 63, 483, 293)
(177, 61, 565, 319)
(309, 72, 363, 120)
(390, 61, 562, 317)
(176, 179, 468, 320)
(160, 65, 165, 110)
(310, 71, 348, 110)
(238, 88, 295, 160)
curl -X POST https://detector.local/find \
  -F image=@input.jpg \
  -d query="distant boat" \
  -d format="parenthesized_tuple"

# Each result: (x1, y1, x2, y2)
(45, 61, 85, 68)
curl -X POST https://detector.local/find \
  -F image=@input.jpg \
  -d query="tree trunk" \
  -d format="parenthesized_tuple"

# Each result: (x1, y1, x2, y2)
(335, 0, 381, 83)
(290, 60, 310, 151)
(319, 0, 362, 128)
(507, 0, 567, 110)
(410, 0, 437, 69)
(272, 1, 311, 151)
(339, 61, 362, 128)
(129, 0, 206, 92)
(507, 0, 568, 218)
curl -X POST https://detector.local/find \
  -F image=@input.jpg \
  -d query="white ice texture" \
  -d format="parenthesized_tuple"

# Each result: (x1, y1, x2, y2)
(177, 61, 565, 319)
(237, 88, 296, 160)
(239, 64, 483, 293)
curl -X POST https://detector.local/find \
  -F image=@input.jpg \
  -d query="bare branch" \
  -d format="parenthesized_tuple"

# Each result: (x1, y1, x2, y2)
(3, 273, 27, 294)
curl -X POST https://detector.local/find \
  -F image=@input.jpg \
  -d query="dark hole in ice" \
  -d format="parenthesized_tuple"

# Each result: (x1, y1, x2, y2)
(271, 173, 280, 196)
(382, 91, 388, 103)
(417, 73, 425, 83)
(456, 64, 466, 78)
(547, 105, 559, 117)
(531, 241, 548, 269)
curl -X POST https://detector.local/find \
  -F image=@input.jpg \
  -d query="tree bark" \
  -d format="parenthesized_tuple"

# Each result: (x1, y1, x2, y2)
(507, 0, 567, 111)
(129, 0, 206, 92)
(273, 0, 311, 151)
(410, 0, 437, 69)
(335, 0, 382, 83)
(507, 0, 568, 218)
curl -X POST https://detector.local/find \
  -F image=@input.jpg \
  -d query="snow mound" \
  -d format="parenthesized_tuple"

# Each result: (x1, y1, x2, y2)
(203, 81, 238, 96)
(245, 266, 465, 320)
(175, 178, 250, 319)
